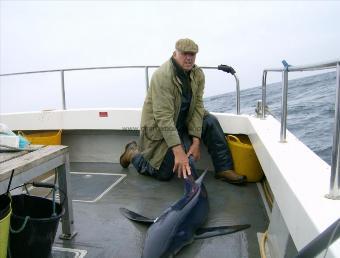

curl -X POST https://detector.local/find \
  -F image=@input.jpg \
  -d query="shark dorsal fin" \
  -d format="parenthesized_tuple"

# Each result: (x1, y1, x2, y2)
(195, 169, 208, 185)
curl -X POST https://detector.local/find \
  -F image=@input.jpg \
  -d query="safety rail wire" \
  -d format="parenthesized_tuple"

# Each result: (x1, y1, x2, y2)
(0, 65, 240, 114)
(261, 60, 340, 200)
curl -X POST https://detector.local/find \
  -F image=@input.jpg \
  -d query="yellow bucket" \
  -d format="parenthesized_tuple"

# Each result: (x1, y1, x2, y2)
(227, 134, 264, 182)
(0, 209, 11, 258)
(19, 130, 62, 145)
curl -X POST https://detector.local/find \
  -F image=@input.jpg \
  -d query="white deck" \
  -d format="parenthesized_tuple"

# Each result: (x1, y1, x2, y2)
(1, 108, 339, 257)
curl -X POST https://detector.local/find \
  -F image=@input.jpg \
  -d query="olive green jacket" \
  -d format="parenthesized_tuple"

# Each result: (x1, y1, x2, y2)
(139, 59, 205, 169)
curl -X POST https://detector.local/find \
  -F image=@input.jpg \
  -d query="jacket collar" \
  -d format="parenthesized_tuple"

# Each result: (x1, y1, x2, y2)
(171, 57, 191, 80)
(170, 57, 198, 92)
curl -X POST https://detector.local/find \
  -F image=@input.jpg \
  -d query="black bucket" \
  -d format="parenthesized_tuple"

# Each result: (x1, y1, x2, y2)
(9, 194, 64, 258)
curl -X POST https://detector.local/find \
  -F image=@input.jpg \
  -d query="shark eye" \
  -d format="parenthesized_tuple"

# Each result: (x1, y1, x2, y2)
(177, 230, 187, 237)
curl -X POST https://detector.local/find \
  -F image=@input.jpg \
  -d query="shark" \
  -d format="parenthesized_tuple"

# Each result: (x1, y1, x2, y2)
(120, 169, 250, 258)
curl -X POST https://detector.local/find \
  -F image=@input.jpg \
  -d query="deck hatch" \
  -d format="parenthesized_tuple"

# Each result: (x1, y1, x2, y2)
(68, 172, 125, 202)
(45, 172, 126, 203)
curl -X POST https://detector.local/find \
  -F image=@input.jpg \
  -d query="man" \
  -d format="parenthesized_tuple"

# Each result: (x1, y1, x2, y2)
(120, 38, 246, 184)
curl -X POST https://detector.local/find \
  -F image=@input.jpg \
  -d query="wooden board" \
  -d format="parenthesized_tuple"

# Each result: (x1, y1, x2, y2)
(0, 145, 68, 182)
(0, 145, 43, 163)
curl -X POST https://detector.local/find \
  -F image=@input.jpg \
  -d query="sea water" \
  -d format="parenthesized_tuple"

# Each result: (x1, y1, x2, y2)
(204, 71, 337, 165)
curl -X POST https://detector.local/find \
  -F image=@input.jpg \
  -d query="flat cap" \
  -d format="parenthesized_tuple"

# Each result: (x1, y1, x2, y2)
(175, 38, 199, 53)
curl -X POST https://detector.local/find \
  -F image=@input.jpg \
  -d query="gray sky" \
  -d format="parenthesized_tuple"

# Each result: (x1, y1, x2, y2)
(1, 1, 340, 112)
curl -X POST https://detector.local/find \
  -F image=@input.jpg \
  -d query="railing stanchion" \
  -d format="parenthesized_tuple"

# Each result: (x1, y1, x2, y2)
(234, 74, 240, 115)
(262, 71, 267, 119)
(61, 70, 66, 110)
(326, 62, 340, 199)
(145, 66, 149, 92)
(280, 69, 289, 142)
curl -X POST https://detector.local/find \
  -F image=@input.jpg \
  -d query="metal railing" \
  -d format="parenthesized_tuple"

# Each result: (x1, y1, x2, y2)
(0, 64, 240, 114)
(261, 60, 340, 200)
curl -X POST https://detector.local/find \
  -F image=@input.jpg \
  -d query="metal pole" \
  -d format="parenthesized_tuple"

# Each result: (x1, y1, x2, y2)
(280, 70, 288, 142)
(61, 71, 66, 110)
(262, 71, 267, 119)
(234, 74, 240, 115)
(145, 66, 150, 92)
(326, 62, 340, 199)
(216, 65, 240, 115)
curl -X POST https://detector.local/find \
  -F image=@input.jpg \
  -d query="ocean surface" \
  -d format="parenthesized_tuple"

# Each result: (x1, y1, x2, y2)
(204, 71, 337, 165)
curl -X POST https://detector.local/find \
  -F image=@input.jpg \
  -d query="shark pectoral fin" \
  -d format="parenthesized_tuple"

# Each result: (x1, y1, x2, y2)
(194, 224, 251, 240)
(119, 207, 155, 225)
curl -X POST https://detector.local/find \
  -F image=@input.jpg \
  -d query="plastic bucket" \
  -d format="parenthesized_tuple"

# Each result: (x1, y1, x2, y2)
(0, 194, 11, 258)
(9, 194, 64, 258)
(227, 134, 264, 182)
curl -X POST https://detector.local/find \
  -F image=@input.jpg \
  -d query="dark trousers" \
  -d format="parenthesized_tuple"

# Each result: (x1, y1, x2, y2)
(131, 113, 233, 181)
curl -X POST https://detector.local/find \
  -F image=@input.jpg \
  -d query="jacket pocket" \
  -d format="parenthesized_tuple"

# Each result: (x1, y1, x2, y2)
(142, 120, 163, 141)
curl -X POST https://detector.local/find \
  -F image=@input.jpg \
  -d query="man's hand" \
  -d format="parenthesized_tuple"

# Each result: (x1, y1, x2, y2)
(172, 145, 191, 178)
(187, 137, 201, 161)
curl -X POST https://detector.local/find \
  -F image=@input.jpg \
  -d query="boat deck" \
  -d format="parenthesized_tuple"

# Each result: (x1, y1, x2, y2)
(50, 162, 269, 258)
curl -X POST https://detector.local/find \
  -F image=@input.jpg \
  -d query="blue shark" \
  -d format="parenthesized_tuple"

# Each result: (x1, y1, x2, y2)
(120, 169, 250, 258)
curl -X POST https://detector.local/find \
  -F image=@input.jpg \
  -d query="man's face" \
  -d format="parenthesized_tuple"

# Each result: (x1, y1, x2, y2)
(173, 50, 196, 71)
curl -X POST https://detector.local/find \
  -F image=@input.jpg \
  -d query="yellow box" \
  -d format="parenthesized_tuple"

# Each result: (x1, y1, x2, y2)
(19, 130, 62, 145)
(227, 134, 264, 182)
